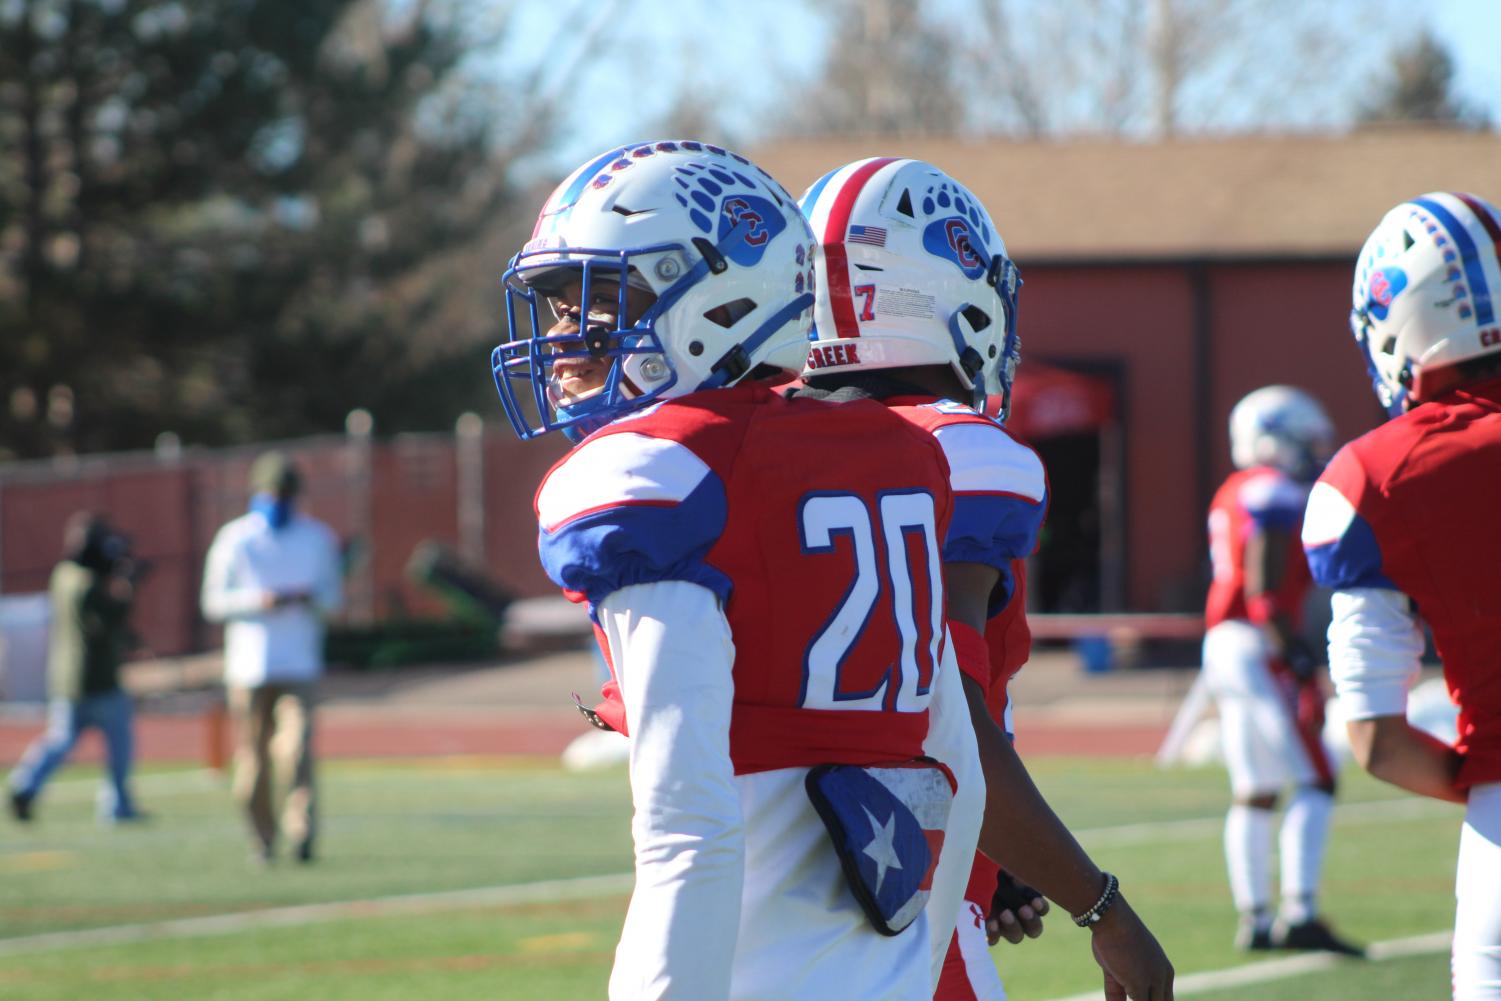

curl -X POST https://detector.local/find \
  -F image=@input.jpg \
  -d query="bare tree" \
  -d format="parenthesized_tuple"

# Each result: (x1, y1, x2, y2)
(790, 0, 965, 138)
(941, 0, 1404, 138)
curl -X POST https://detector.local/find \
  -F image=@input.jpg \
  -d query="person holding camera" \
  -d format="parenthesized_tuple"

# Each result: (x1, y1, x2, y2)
(201, 451, 341, 865)
(8, 512, 144, 824)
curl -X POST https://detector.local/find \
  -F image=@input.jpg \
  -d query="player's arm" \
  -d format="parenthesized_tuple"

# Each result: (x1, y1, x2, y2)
(598, 579, 743, 1001)
(945, 561, 1047, 944)
(1329, 588, 1463, 803)
(1243, 525, 1303, 665)
(199, 529, 266, 621)
(1302, 453, 1463, 804)
(956, 665, 1173, 998)
(947, 560, 1173, 996)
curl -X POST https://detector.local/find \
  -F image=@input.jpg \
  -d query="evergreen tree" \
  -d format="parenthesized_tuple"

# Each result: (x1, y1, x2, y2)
(0, 0, 526, 459)
(1360, 29, 1486, 127)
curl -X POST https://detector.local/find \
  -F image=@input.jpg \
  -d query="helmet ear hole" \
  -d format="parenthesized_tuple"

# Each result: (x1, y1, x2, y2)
(960, 305, 992, 333)
(959, 347, 984, 381)
(703, 297, 757, 329)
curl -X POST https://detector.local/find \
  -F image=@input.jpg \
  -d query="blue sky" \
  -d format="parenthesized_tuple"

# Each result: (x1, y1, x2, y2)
(495, 0, 1501, 174)
(1428, 0, 1501, 110)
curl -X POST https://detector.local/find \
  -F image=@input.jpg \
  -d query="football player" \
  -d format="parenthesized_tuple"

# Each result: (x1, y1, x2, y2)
(1302, 191, 1501, 999)
(1202, 385, 1362, 955)
(491, 141, 985, 1001)
(796, 157, 1174, 1001)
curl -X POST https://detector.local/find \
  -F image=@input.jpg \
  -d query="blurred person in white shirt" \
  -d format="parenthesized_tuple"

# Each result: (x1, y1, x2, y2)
(201, 451, 341, 864)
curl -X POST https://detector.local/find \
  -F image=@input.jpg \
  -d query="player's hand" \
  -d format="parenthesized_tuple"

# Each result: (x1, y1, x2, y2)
(1282, 636, 1318, 682)
(1089, 894, 1173, 1000)
(987, 870, 1048, 945)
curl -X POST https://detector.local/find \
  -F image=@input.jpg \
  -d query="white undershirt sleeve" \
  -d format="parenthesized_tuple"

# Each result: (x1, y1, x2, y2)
(199, 530, 264, 622)
(599, 580, 742, 1001)
(1327, 587, 1425, 720)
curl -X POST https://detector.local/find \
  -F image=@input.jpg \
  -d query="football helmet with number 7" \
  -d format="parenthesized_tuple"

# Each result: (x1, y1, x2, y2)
(798, 158, 1022, 419)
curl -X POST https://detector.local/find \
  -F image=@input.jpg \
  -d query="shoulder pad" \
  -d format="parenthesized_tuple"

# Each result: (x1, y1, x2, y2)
(932, 423, 1045, 502)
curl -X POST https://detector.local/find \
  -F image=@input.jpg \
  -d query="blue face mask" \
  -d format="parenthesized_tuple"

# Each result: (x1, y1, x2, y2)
(249, 493, 295, 530)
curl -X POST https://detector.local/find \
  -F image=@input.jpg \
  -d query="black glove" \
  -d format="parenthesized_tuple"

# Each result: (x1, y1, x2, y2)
(992, 869, 1044, 915)
(987, 869, 1049, 944)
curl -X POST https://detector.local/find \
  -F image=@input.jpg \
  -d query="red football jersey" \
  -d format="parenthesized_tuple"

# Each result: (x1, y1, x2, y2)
(535, 382, 955, 775)
(1205, 466, 1313, 631)
(883, 397, 1049, 918)
(1303, 376, 1501, 788)
(885, 398, 1048, 693)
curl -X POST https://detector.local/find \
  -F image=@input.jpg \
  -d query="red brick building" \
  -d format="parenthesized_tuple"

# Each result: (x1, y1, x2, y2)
(756, 128, 1501, 612)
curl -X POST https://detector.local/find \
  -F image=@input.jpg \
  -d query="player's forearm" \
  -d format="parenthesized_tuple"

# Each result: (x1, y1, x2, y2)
(1347, 715, 1465, 803)
(963, 677, 1106, 915)
(603, 581, 744, 998)
(623, 813, 745, 999)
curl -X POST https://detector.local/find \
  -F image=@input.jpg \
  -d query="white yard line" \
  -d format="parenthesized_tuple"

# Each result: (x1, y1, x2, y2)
(1074, 794, 1452, 848)
(1043, 930, 1453, 1001)
(0, 794, 1454, 960)
(0, 872, 636, 957)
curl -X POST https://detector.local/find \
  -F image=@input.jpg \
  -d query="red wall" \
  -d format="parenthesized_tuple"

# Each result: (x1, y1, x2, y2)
(0, 429, 570, 658)
(1022, 258, 1383, 611)
(1205, 263, 1386, 484)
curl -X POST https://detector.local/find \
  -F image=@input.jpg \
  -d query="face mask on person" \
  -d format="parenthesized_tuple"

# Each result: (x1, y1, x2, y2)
(249, 492, 295, 530)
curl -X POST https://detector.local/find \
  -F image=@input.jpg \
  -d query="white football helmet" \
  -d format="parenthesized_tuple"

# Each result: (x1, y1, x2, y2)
(798, 158, 1022, 417)
(1350, 191, 1501, 417)
(1229, 386, 1334, 481)
(492, 140, 816, 439)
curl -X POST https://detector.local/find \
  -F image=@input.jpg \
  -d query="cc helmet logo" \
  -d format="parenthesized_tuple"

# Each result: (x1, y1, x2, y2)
(723, 197, 768, 246)
(945, 219, 982, 268)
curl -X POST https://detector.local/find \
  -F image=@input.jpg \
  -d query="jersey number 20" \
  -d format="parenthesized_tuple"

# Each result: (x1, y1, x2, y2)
(798, 491, 943, 713)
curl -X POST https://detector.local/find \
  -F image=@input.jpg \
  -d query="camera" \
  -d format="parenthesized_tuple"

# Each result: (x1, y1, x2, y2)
(100, 531, 152, 584)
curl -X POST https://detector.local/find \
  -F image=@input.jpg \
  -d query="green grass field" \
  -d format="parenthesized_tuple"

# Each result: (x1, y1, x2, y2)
(0, 755, 1462, 1000)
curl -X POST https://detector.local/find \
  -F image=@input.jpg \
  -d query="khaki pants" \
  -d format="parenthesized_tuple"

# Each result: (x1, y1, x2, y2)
(228, 682, 317, 854)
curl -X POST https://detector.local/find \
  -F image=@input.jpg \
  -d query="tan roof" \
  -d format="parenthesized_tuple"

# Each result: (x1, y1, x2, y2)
(750, 128, 1501, 260)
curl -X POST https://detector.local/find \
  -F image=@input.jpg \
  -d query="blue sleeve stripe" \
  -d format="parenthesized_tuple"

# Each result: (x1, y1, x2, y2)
(943, 493, 1046, 570)
(1304, 508, 1396, 592)
(539, 475, 731, 610)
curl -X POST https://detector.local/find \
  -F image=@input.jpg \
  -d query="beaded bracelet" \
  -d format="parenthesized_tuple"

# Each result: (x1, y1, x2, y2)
(1071, 871, 1121, 928)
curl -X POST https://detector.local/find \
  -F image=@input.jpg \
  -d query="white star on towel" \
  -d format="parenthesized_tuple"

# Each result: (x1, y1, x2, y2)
(861, 806, 903, 893)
